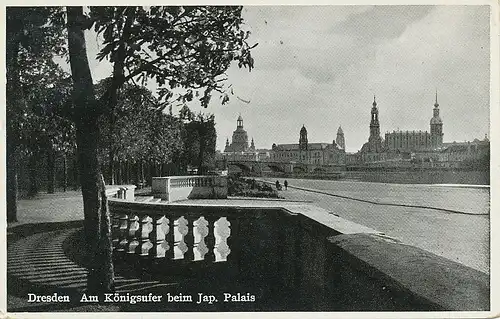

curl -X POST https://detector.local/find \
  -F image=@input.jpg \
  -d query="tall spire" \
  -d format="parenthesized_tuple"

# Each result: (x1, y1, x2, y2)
(373, 95, 377, 107)
(434, 89, 439, 107)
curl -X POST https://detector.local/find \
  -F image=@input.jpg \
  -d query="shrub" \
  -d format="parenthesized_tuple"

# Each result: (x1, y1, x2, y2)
(227, 175, 282, 198)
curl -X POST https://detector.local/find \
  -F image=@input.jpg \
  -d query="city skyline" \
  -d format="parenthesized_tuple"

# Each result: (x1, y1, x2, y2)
(189, 6, 491, 153)
(60, 5, 490, 153)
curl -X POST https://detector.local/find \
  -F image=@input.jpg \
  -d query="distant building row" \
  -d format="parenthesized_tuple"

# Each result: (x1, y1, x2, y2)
(220, 92, 489, 169)
(349, 93, 488, 167)
(221, 115, 346, 166)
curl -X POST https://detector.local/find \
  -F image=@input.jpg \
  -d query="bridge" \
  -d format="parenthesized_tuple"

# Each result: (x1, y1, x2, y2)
(217, 159, 345, 175)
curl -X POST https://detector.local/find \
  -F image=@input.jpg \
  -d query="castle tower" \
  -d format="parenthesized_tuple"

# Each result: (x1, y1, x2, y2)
(430, 91, 443, 149)
(368, 96, 383, 152)
(336, 126, 345, 150)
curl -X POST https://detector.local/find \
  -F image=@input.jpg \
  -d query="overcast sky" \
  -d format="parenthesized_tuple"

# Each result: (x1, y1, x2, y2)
(81, 5, 490, 153)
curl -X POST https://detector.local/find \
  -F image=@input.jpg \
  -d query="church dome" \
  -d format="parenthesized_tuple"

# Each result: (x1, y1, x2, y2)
(237, 115, 243, 121)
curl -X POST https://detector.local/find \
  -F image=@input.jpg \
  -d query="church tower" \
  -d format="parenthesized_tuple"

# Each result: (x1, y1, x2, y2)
(299, 125, 308, 150)
(368, 96, 383, 152)
(430, 91, 443, 149)
(336, 126, 345, 150)
(299, 125, 308, 164)
(250, 138, 256, 151)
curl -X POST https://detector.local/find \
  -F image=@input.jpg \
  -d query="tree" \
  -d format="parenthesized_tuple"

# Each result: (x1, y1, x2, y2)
(64, 6, 255, 294)
(95, 81, 184, 183)
(6, 7, 67, 222)
(180, 109, 217, 174)
(18, 56, 75, 195)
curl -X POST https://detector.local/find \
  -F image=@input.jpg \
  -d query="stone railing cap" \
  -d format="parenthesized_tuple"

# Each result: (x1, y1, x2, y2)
(152, 175, 222, 180)
(328, 233, 489, 311)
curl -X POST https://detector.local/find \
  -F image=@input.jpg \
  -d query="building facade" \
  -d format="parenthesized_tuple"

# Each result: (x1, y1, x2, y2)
(384, 92, 444, 152)
(270, 125, 346, 166)
(357, 93, 446, 164)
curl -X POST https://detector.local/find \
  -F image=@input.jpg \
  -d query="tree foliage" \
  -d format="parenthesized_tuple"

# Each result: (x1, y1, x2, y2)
(179, 107, 217, 173)
(96, 80, 184, 168)
(6, 6, 68, 221)
(19, 57, 75, 157)
(87, 6, 256, 114)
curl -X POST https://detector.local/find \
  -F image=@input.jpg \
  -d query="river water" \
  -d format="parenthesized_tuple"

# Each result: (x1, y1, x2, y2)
(262, 177, 490, 273)
(272, 178, 490, 215)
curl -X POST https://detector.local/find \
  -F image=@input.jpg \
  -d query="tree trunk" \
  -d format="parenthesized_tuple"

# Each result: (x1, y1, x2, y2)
(135, 161, 140, 186)
(67, 6, 114, 294)
(28, 152, 39, 197)
(72, 158, 79, 191)
(63, 154, 67, 192)
(141, 161, 145, 183)
(117, 161, 122, 184)
(108, 151, 115, 185)
(198, 141, 205, 175)
(47, 147, 56, 194)
(125, 161, 129, 184)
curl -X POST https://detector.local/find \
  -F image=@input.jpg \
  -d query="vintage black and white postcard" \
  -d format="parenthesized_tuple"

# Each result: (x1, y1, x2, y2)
(2, 1, 498, 318)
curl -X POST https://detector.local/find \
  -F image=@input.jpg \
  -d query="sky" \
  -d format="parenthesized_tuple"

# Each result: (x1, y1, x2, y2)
(78, 5, 491, 153)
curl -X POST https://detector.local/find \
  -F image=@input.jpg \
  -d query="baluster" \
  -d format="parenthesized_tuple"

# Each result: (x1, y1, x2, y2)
(139, 215, 153, 256)
(204, 215, 218, 263)
(117, 213, 130, 252)
(111, 212, 121, 249)
(151, 216, 167, 258)
(184, 216, 196, 261)
(127, 214, 140, 254)
(166, 216, 175, 261)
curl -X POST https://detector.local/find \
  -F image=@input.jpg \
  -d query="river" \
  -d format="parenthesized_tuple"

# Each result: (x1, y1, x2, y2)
(262, 177, 490, 274)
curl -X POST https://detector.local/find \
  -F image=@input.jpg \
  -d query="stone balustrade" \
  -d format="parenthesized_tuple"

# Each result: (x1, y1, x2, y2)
(106, 184, 136, 201)
(151, 176, 227, 202)
(108, 197, 489, 311)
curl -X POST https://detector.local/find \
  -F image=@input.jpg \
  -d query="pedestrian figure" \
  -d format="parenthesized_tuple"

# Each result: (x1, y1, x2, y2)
(284, 180, 288, 190)
(275, 180, 282, 191)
